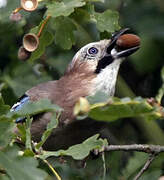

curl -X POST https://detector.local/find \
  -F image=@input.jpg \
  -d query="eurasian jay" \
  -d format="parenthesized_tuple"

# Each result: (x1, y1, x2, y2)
(11, 29, 140, 150)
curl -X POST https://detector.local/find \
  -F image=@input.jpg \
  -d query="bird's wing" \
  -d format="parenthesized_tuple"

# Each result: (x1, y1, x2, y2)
(11, 80, 58, 123)
(11, 94, 30, 123)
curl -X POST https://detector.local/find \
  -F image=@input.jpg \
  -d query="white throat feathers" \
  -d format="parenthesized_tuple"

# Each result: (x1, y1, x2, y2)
(93, 59, 122, 96)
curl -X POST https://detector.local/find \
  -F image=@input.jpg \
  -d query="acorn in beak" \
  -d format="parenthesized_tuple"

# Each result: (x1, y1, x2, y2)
(95, 29, 140, 74)
(107, 28, 140, 59)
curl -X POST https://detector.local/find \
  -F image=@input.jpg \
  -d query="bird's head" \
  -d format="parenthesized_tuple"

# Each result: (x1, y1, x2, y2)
(66, 29, 140, 96)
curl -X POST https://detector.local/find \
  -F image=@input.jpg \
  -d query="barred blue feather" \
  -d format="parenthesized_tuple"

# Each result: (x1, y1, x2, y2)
(11, 94, 30, 123)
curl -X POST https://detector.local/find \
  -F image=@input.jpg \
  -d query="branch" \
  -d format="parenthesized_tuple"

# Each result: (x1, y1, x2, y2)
(133, 154, 157, 180)
(104, 144, 163, 179)
(105, 144, 164, 154)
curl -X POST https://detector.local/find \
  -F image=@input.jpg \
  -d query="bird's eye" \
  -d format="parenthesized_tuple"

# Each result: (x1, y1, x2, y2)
(88, 47, 98, 55)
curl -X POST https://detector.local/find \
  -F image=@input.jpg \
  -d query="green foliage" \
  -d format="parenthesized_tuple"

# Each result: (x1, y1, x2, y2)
(0, 94, 14, 148)
(122, 152, 162, 179)
(36, 112, 59, 149)
(0, 94, 10, 116)
(0, 146, 48, 180)
(8, 99, 62, 119)
(156, 66, 164, 103)
(52, 17, 76, 49)
(25, 0, 120, 61)
(45, 0, 85, 18)
(39, 134, 108, 160)
(25, 116, 33, 150)
(3, 63, 52, 97)
(122, 152, 148, 179)
(88, 96, 162, 122)
(93, 10, 120, 32)
(0, 0, 164, 179)
(0, 116, 15, 148)
(29, 20, 54, 62)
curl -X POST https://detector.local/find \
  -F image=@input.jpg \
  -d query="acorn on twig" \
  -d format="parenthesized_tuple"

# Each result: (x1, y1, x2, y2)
(23, 33, 39, 52)
(10, 12, 22, 22)
(18, 46, 31, 61)
(21, 0, 38, 12)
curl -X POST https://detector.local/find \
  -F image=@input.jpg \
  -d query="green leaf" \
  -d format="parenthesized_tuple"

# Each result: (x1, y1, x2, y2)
(52, 17, 77, 49)
(122, 152, 162, 179)
(28, 20, 54, 62)
(0, 94, 10, 116)
(89, 97, 161, 122)
(16, 124, 26, 143)
(8, 99, 63, 119)
(122, 152, 148, 179)
(71, 8, 91, 24)
(0, 174, 10, 180)
(92, 9, 120, 32)
(39, 134, 108, 160)
(36, 112, 58, 149)
(29, 31, 53, 62)
(0, 94, 15, 148)
(3, 63, 52, 97)
(45, 0, 86, 18)
(0, 116, 15, 148)
(0, 146, 47, 180)
(156, 66, 164, 103)
(25, 116, 33, 150)
(139, 170, 161, 180)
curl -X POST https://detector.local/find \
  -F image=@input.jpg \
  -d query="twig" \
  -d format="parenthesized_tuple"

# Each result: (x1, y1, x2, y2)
(13, 7, 23, 14)
(43, 159, 61, 180)
(101, 152, 106, 180)
(37, 16, 51, 38)
(105, 144, 164, 154)
(105, 144, 164, 179)
(133, 154, 157, 180)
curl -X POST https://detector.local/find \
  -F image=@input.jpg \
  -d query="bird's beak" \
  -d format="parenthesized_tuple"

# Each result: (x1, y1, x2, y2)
(106, 28, 140, 59)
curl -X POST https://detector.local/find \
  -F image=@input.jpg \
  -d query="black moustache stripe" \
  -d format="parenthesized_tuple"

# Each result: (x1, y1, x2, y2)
(95, 55, 114, 74)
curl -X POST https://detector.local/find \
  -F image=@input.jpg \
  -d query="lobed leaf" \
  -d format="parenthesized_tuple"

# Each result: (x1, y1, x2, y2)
(39, 134, 108, 160)
(51, 17, 77, 49)
(45, 0, 85, 18)
(93, 9, 120, 33)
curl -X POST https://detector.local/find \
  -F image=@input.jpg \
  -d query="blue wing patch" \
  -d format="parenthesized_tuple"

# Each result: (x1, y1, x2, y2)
(11, 94, 30, 123)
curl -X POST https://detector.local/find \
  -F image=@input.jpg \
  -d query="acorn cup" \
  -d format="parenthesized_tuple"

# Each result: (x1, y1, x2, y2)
(23, 33, 39, 52)
(21, 0, 38, 12)
(18, 46, 31, 61)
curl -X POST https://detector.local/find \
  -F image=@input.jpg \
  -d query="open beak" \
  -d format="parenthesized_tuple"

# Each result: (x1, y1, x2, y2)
(106, 28, 140, 59)
(95, 29, 140, 73)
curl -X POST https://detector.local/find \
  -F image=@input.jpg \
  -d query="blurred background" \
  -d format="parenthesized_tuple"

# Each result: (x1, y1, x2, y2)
(0, 0, 164, 179)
